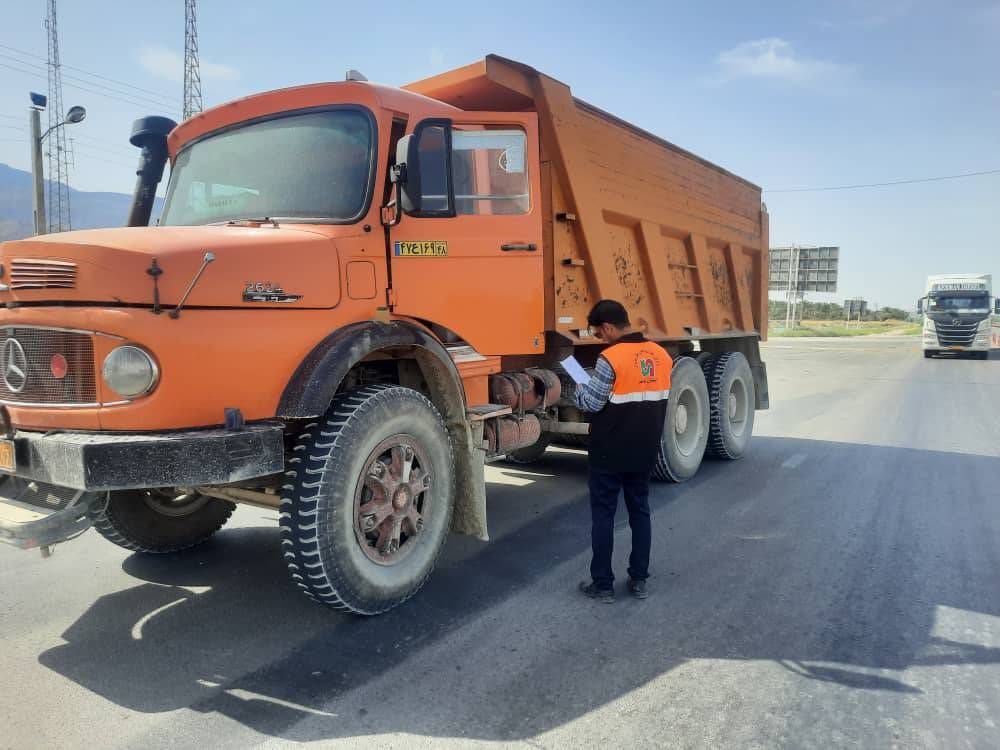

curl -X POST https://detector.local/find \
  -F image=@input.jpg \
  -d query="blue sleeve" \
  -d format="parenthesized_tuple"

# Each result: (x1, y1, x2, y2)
(573, 356, 615, 413)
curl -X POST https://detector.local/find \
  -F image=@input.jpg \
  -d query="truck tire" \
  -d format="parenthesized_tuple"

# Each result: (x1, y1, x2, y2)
(505, 435, 552, 465)
(90, 489, 235, 553)
(652, 357, 709, 482)
(701, 352, 755, 460)
(923, 350, 936, 359)
(281, 385, 454, 615)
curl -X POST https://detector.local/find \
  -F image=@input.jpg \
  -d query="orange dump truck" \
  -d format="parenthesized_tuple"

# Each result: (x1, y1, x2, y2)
(0, 56, 768, 614)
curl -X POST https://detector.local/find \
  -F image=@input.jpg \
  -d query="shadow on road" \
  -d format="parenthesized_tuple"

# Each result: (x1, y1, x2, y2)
(37, 438, 1000, 742)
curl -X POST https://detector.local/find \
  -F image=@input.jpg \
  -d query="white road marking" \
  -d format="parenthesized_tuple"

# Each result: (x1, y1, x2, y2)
(195, 680, 337, 717)
(782, 453, 807, 469)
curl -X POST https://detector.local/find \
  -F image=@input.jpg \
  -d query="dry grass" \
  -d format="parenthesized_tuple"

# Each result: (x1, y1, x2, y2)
(771, 320, 921, 337)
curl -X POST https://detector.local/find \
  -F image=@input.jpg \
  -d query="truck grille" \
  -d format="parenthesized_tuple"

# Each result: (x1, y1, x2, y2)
(0, 327, 97, 406)
(10, 258, 77, 289)
(935, 320, 978, 347)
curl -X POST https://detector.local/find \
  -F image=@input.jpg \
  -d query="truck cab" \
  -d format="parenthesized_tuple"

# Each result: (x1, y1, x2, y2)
(918, 274, 997, 359)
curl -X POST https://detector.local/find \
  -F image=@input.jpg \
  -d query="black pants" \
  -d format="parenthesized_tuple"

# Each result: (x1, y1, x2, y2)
(588, 469, 651, 589)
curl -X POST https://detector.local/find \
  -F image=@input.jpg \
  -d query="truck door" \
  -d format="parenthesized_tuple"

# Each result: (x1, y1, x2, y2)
(388, 113, 544, 356)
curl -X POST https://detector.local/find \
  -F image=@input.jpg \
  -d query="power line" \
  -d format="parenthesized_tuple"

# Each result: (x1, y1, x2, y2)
(766, 168, 1000, 193)
(0, 61, 182, 116)
(0, 52, 179, 112)
(71, 133, 137, 157)
(0, 42, 176, 103)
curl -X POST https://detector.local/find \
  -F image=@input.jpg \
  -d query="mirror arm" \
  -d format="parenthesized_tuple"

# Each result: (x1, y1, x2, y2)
(381, 163, 407, 227)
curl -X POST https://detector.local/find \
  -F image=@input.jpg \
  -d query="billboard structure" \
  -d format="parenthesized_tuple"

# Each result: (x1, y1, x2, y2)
(769, 246, 840, 328)
(843, 297, 868, 320)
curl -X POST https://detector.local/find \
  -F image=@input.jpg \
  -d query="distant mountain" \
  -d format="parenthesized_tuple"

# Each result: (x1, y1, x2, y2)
(0, 162, 163, 242)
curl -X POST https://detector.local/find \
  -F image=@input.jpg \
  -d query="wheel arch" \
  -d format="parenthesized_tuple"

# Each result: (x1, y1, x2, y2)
(277, 319, 466, 426)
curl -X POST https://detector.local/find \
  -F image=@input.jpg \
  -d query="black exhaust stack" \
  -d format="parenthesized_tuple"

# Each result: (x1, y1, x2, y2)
(127, 116, 177, 227)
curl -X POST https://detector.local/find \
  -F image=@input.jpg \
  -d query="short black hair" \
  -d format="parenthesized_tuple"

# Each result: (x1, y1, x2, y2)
(587, 299, 630, 329)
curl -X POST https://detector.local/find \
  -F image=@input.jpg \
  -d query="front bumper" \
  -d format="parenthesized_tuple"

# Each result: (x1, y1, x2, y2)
(4, 421, 285, 492)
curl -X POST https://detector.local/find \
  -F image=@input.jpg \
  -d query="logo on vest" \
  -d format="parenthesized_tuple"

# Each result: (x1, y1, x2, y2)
(639, 358, 655, 378)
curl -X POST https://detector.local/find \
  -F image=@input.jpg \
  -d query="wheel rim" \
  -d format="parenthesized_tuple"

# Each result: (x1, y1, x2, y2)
(673, 386, 700, 456)
(142, 489, 211, 518)
(728, 377, 749, 437)
(353, 434, 432, 566)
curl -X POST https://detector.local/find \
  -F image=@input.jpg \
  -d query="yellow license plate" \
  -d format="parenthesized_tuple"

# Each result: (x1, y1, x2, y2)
(0, 440, 15, 473)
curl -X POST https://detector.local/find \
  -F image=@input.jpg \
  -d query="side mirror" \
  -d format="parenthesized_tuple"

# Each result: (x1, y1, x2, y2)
(394, 135, 417, 213)
(995, 298, 1000, 315)
(916, 298, 923, 314)
(393, 122, 453, 217)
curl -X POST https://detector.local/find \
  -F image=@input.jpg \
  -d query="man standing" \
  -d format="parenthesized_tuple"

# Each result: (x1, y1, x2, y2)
(573, 300, 672, 602)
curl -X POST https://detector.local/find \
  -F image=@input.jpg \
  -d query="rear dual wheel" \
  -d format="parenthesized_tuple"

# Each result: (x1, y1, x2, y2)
(505, 434, 553, 465)
(701, 352, 755, 460)
(653, 357, 710, 482)
(652, 352, 756, 482)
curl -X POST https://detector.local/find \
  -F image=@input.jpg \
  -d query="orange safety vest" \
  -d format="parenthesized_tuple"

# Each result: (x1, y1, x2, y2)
(588, 334, 672, 473)
(602, 340, 672, 404)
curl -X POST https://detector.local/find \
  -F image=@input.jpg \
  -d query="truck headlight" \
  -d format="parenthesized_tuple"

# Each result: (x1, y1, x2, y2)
(102, 345, 159, 398)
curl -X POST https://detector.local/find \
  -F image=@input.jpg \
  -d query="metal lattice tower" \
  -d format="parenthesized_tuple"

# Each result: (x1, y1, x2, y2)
(45, 0, 72, 233)
(183, 0, 203, 120)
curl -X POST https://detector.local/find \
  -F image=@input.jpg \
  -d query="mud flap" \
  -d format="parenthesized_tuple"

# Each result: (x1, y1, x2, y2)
(751, 362, 769, 410)
(449, 421, 489, 541)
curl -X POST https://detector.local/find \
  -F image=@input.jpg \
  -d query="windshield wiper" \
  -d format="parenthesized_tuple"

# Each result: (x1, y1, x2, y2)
(225, 217, 279, 227)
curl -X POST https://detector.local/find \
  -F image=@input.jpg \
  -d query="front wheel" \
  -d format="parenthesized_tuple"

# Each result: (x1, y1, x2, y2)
(281, 385, 455, 615)
(923, 350, 936, 359)
(652, 357, 709, 482)
(90, 489, 234, 553)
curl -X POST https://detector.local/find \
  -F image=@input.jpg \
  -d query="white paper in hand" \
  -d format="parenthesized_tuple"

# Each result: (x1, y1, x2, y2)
(560, 355, 591, 386)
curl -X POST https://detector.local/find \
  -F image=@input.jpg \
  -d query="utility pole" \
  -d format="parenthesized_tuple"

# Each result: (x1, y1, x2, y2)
(183, 0, 203, 120)
(45, 0, 72, 233)
(29, 96, 46, 236)
(784, 245, 800, 329)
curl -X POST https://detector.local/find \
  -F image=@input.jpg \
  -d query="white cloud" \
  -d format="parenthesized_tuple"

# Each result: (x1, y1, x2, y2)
(715, 38, 849, 84)
(139, 47, 239, 84)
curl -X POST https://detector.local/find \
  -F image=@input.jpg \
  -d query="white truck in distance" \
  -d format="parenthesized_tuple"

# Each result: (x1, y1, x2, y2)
(918, 274, 999, 359)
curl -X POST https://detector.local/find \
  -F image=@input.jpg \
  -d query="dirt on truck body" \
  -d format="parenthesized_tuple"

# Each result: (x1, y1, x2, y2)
(0, 55, 769, 615)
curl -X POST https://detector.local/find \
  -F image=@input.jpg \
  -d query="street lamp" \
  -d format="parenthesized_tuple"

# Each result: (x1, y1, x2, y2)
(29, 93, 87, 235)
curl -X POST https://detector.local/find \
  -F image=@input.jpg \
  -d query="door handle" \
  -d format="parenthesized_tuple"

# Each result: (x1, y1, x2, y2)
(500, 243, 537, 252)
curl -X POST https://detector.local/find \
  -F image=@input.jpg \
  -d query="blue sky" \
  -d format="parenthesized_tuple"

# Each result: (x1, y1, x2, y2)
(1, 0, 998, 309)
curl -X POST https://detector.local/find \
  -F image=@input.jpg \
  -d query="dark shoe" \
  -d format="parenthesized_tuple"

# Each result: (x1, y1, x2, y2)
(627, 578, 648, 599)
(579, 581, 615, 603)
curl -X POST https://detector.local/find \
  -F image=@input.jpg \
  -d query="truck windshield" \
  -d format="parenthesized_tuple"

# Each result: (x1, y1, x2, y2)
(161, 109, 373, 226)
(928, 295, 989, 312)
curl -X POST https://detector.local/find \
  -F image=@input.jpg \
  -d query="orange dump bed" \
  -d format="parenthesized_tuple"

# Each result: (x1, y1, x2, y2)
(407, 56, 769, 342)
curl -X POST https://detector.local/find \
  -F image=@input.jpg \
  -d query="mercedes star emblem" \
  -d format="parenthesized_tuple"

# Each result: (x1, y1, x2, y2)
(3, 338, 28, 393)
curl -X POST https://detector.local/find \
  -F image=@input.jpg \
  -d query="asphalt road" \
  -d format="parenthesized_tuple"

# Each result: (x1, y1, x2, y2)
(2, 337, 999, 749)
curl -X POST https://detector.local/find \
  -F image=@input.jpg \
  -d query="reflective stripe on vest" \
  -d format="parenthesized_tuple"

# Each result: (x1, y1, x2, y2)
(602, 340, 672, 404)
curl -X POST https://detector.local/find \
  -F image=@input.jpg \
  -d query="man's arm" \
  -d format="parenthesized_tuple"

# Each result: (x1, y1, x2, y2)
(573, 356, 615, 413)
